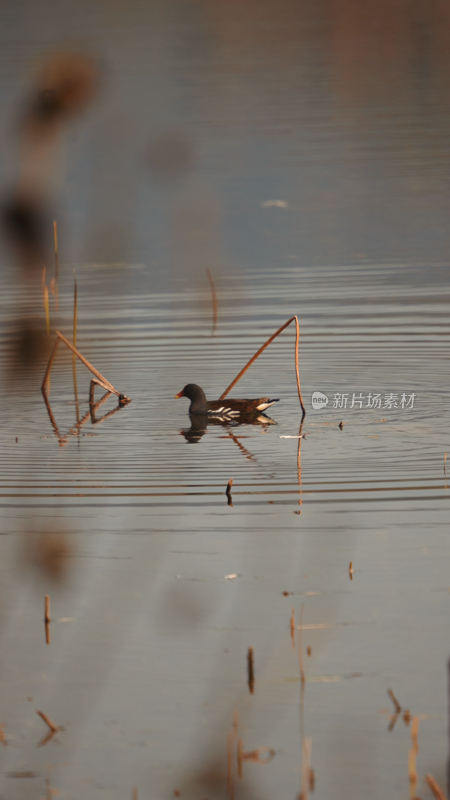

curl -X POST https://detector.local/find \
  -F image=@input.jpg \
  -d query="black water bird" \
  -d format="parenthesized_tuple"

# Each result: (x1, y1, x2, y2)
(175, 383, 279, 421)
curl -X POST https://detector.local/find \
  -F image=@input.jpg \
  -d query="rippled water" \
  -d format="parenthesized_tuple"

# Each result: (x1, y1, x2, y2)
(0, 259, 449, 799)
(1, 1, 450, 798)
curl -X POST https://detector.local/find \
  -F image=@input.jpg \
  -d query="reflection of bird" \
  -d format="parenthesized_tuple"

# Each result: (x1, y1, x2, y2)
(175, 383, 279, 420)
(181, 413, 275, 444)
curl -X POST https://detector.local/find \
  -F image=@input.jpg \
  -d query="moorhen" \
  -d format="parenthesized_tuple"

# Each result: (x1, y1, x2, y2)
(175, 383, 279, 420)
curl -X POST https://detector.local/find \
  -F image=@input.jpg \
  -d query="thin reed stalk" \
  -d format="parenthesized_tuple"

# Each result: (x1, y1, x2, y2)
(425, 775, 448, 800)
(53, 221, 59, 279)
(227, 731, 235, 800)
(45, 595, 50, 645)
(41, 387, 68, 447)
(73, 273, 78, 353)
(297, 417, 304, 507)
(388, 688, 401, 714)
(44, 287, 50, 336)
(206, 268, 218, 335)
(247, 646, 254, 695)
(72, 359, 80, 424)
(41, 338, 60, 392)
(72, 274, 79, 423)
(219, 315, 305, 416)
(299, 737, 312, 800)
(298, 603, 305, 685)
(41, 331, 129, 404)
(53, 221, 59, 310)
(290, 607, 295, 649)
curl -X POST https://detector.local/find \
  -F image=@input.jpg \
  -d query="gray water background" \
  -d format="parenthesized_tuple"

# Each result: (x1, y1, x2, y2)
(0, 2, 449, 799)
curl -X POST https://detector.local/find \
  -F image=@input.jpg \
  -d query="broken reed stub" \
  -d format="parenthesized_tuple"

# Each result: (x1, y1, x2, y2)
(44, 595, 50, 623)
(44, 595, 50, 645)
(247, 646, 254, 695)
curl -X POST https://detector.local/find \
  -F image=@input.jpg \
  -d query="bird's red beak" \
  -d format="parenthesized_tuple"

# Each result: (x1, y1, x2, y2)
(175, 389, 184, 399)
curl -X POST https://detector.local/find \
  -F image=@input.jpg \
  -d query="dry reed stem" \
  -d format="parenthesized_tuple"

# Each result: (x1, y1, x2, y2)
(297, 417, 304, 507)
(247, 646, 254, 695)
(41, 338, 60, 393)
(237, 737, 243, 779)
(44, 286, 50, 336)
(408, 748, 417, 796)
(132, 788, 138, 800)
(388, 712, 400, 732)
(408, 717, 420, 799)
(72, 358, 80, 426)
(299, 736, 312, 800)
(69, 390, 126, 434)
(349, 561, 353, 580)
(37, 729, 57, 748)
(53, 221, 59, 279)
(218, 315, 305, 416)
(73, 273, 78, 356)
(41, 386, 67, 447)
(53, 331, 121, 396)
(227, 731, 235, 800)
(71, 272, 80, 422)
(290, 607, 296, 649)
(206, 268, 218, 335)
(89, 378, 114, 405)
(53, 221, 59, 310)
(411, 717, 419, 753)
(298, 604, 305, 685)
(44, 595, 50, 644)
(388, 688, 402, 714)
(36, 710, 60, 733)
(90, 396, 125, 426)
(425, 775, 448, 800)
(89, 388, 114, 413)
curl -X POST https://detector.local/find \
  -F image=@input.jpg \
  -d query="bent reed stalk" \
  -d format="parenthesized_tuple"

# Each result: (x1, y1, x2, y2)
(54, 331, 117, 394)
(219, 315, 305, 416)
(41, 331, 129, 404)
